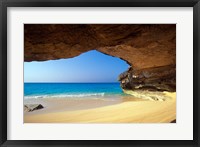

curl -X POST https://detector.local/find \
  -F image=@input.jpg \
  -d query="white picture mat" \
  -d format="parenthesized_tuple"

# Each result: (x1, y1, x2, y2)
(7, 7, 193, 140)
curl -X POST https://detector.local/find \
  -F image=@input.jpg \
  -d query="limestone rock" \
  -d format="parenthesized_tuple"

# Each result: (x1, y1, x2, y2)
(118, 65, 176, 92)
(24, 24, 176, 69)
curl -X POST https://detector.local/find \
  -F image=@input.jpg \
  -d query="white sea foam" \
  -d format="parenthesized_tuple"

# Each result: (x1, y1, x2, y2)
(24, 93, 106, 99)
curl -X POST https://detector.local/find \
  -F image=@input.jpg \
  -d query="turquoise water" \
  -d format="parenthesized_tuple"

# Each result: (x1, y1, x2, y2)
(24, 83, 125, 99)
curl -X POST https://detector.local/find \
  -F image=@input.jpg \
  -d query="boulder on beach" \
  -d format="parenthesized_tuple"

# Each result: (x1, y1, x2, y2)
(24, 104, 44, 112)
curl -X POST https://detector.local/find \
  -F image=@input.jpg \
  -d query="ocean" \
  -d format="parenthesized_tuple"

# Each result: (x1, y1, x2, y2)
(24, 83, 126, 99)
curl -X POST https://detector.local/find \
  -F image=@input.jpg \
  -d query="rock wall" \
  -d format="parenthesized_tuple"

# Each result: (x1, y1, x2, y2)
(118, 65, 176, 92)
(24, 24, 176, 92)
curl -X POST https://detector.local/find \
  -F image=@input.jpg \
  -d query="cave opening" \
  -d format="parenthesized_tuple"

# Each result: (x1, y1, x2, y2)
(24, 24, 176, 123)
(24, 50, 130, 99)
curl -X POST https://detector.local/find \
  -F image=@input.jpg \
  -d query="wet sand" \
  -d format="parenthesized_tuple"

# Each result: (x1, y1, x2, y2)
(24, 92, 176, 123)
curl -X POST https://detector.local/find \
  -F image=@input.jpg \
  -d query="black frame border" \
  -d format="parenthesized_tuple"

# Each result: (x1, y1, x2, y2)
(0, 0, 199, 146)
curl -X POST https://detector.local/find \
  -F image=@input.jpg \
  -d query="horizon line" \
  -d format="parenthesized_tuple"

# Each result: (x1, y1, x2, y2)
(24, 82, 120, 83)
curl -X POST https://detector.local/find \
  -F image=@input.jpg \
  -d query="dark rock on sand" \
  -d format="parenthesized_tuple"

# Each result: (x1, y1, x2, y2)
(171, 119, 176, 123)
(24, 104, 44, 112)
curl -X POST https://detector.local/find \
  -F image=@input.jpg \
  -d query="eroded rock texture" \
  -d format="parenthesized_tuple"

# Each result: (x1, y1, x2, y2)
(24, 24, 176, 92)
(118, 65, 176, 92)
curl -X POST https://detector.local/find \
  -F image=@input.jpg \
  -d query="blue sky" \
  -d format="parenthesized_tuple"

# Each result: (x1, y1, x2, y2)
(24, 50, 129, 83)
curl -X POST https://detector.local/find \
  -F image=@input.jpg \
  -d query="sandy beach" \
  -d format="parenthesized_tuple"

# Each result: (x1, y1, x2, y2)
(24, 92, 176, 123)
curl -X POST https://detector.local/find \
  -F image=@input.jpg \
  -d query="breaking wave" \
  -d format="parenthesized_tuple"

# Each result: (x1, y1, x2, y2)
(24, 93, 106, 99)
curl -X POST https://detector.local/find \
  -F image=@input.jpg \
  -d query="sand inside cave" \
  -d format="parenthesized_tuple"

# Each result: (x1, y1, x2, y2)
(24, 92, 176, 123)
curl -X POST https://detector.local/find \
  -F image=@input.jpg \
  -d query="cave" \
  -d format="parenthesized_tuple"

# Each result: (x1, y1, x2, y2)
(24, 24, 176, 92)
